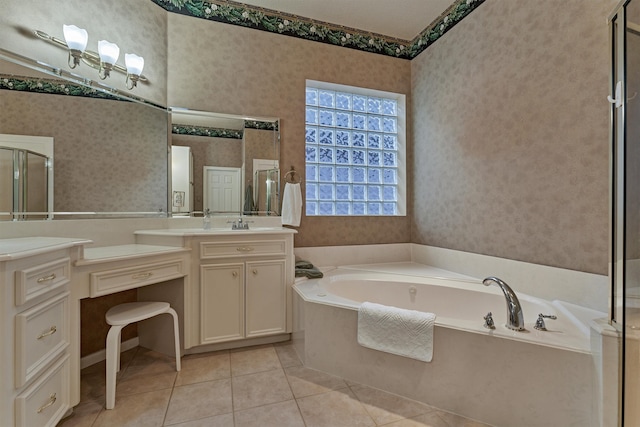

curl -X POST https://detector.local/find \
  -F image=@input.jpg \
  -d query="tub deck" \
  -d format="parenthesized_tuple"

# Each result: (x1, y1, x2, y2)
(295, 262, 606, 353)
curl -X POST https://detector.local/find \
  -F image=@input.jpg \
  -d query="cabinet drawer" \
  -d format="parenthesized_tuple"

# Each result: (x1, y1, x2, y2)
(200, 240, 286, 259)
(90, 258, 185, 297)
(15, 354, 70, 427)
(15, 292, 70, 388)
(15, 257, 70, 306)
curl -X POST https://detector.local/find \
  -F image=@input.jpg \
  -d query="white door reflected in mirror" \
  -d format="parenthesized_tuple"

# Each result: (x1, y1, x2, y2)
(203, 166, 242, 214)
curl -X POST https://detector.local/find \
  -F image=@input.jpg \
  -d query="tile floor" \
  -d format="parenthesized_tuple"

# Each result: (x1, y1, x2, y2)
(57, 343, 491, 427)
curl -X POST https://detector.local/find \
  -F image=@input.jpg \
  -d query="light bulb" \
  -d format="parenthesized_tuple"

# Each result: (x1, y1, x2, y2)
(62, 24, 88, 52)
(125, 53, 144, 76)
(98, 40, 120, 65)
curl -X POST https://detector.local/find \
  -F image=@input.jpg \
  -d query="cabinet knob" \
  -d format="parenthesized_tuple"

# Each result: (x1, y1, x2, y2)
(252, 269, 258, 275)
(232, 271, 238, 278)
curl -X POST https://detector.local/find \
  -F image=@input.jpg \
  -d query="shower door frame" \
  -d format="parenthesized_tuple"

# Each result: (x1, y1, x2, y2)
(610, 1, 640, 425)
(0, 134, 53, 220)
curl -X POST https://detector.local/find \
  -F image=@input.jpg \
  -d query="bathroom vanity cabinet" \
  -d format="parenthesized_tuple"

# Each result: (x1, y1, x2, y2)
(135, 228, 296, 350)
(0, 228, 294, 425)
(0, 238, 88, 427)
(200, 242, 287, 344)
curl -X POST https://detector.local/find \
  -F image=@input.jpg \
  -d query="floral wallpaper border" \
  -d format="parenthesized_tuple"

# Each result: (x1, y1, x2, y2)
(172, 124, 243, 139)
(0, 74, 123, 100)
(0, 74, 165, 109)
(244, 120, 278, 131)
(152, 0, 485, 59)
(172, 119, 277, 138)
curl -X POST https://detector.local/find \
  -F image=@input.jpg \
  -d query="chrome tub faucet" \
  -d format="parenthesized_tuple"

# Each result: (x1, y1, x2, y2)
(482, 276, 525, 331)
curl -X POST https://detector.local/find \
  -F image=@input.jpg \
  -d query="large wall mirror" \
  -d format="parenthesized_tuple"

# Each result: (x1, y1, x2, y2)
(0, 48, 282, 220)
(170, 108, 280, 217)
(0, 48, 169, 220)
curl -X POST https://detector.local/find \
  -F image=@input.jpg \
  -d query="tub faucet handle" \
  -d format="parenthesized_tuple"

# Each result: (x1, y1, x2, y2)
(483, 312, 495, 330)
(534, 313, 557, 331)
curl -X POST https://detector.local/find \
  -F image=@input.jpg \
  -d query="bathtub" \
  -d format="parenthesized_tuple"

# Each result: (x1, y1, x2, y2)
(292, 263, 607, 427)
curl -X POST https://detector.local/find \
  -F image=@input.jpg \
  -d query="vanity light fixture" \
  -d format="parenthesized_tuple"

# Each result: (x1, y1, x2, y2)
(35, 25, 148, 89)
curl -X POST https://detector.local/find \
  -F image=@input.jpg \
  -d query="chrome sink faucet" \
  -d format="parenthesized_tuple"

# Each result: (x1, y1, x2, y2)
(482, 276, 525, 331)
(231, 217, 250, 230)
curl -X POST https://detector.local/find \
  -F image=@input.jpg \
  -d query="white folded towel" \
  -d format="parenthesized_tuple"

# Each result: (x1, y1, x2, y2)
(357, 302, 436, 362)
(281, 182, 302, 227)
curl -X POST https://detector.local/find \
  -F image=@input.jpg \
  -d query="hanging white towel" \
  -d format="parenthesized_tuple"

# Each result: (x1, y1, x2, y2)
(281, 182, 302, 227)
(357, 302, 436, 362)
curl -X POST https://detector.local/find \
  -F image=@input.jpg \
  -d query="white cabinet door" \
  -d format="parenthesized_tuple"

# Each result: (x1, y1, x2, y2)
(245, 260, 286, 338)
(200, 263, 244, 344)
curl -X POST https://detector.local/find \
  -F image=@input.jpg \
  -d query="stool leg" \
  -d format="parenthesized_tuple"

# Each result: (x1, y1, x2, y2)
(168, 308, 181, 371)
(115, 332, 121, 373)
(106, 325, 124, 410)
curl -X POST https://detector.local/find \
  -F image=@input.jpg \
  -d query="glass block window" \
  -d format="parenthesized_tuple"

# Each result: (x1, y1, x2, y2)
(305, 80, 406, 216)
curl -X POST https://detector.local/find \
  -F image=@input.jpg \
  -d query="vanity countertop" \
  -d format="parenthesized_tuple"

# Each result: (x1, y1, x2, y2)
(0, 237, 92, 261)
(76, 244, 191, 266)
(135, 227, 298, 236)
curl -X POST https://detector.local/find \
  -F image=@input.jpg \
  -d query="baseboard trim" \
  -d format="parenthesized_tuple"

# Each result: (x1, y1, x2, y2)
(80, 337, 140, 369)
(184, 334, 290, 355)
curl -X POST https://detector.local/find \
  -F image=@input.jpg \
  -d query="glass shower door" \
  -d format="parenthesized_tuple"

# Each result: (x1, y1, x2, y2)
(0, 146, 50, 220)
(25, 151, 49, 219)
(611, 1, 640, 424)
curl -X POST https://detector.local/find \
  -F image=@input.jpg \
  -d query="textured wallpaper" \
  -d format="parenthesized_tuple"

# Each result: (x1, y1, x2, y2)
(167, 13, 413, 247)
(411, 0, 616, 274)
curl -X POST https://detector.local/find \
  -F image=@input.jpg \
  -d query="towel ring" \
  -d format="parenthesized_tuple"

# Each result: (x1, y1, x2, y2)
(284, 167, 301, 184)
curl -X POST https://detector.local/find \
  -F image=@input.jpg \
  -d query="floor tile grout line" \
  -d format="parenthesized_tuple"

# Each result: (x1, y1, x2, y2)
(292, 396, 310, 427)
(230, 352, 236, 427)
(277, 344, 310, 427)
(230, 355, 237, 423)
(159, 362, 179, 427)
(347, 381, 450, 426)
(231, 365, 283, 378)
(345, 383, 378, 426)
(346, 382, 379, 425)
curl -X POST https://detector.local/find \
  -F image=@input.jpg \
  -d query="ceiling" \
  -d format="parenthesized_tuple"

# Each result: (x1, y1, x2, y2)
(236, 0, 457, 41)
